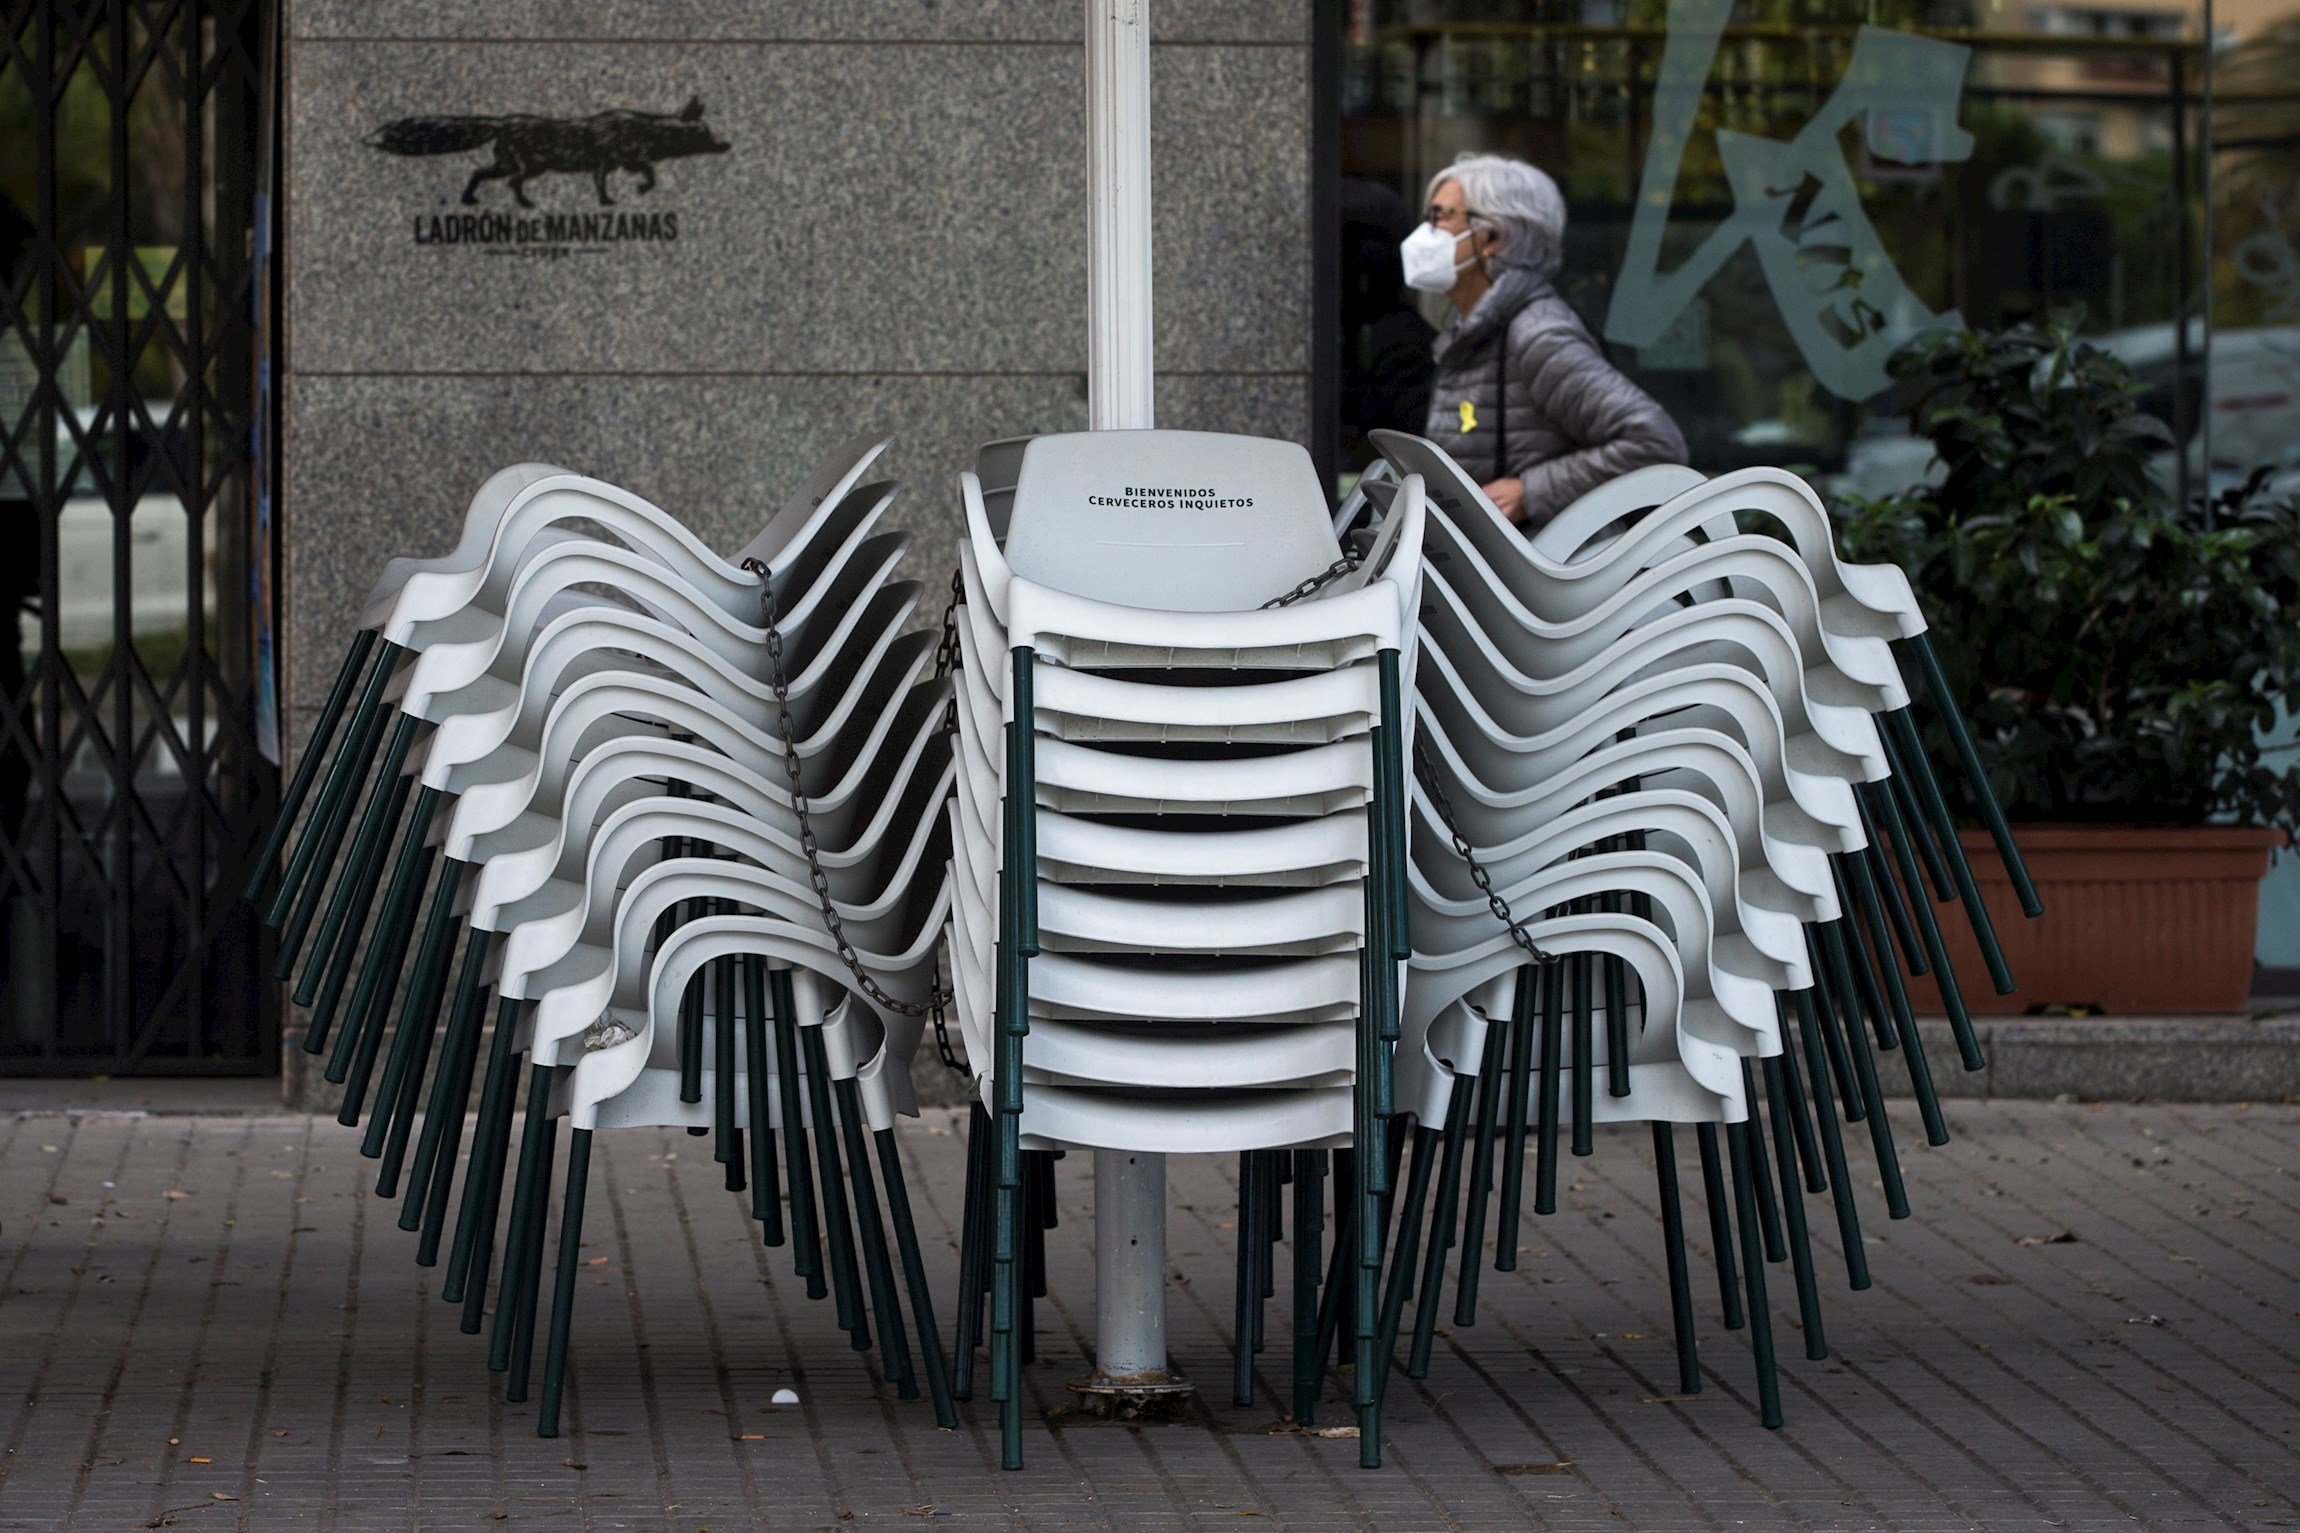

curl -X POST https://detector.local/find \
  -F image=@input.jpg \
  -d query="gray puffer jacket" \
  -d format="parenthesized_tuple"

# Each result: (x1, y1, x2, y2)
(1423, 265, 1687, 530)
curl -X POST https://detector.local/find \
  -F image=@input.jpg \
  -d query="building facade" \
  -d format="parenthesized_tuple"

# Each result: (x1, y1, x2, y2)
(5, 0, 2300, 1089)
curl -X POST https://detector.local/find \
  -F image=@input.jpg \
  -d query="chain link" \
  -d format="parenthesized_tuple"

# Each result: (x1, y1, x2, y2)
(1262, 553, 1555, 965)
(1260, 555, 1362, 609)
(1411, 738, 1561, 967)
(739, 558, 962, 1059)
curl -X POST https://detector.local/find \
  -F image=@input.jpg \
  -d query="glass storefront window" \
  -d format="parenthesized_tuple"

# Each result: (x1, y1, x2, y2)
(1331, 0, 2282, 506)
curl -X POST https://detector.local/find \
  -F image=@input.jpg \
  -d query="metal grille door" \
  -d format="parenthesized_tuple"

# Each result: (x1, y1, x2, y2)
(1, 0, 277, 1074)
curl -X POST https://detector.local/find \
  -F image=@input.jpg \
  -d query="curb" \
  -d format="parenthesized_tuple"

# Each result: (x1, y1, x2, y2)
(1878, 1014, 2300, 1103)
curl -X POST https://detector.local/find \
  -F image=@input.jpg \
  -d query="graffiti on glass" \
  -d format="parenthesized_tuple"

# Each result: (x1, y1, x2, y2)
(1603, 0, 1972, 401)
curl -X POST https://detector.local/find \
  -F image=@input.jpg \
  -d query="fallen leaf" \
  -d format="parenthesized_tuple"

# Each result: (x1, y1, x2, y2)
(164, 1191, 191, 1200)
(564, 1459, 588, 1470)
(2017, 1230, 2078, 1247)
(1618, 1332, 1649, 1341)
(1496, 1461, 1575, 1475)
(188, 1456, 210, 1464)
(1967, 1274, 2012, 1286)
(2125, 1314, 2166, 1327)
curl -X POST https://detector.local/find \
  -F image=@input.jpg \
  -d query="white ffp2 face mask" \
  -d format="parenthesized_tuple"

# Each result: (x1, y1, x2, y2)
(1401, 221, 1474, 293)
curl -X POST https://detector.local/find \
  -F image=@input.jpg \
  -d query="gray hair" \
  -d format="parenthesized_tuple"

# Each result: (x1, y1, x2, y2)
(1425, 153, 1565, 278)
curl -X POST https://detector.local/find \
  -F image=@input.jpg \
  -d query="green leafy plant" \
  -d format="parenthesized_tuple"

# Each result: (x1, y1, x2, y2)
(1835, 310, 2300, 831)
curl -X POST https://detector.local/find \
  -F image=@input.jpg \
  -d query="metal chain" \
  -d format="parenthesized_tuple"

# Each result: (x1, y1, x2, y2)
(1261, 553, 1555, 964)
(1412, 737, 1562, 967)
(739, 558, 960, 1049)
(1260, 555, 1362, 609)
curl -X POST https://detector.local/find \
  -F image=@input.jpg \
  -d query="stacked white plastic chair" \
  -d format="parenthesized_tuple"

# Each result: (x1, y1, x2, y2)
(943, 429, 1426, 1469)
(1344, 430, 2040, 1428)
(243, 437, 959, 1437)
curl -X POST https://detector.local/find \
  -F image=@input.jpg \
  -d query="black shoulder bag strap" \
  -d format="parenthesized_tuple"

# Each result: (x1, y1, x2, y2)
(1490, 336, 1510, 483)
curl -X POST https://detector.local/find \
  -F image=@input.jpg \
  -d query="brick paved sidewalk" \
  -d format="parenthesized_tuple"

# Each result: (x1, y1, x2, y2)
(0, 1101, 2293, 1530)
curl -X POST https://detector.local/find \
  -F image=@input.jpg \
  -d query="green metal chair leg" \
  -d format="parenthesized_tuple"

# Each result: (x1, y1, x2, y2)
(1862, 782, 1985, 1072)
(1905, 632, 2043, 916)
(1533, 961, 1564, 1215)
(1453, 1025, 1505, 1326)
(1740, 1061, 1788, 1264)
(1816, 924, 1911, 1219)
(1763, 1057, 1828, 1362)
(371, 899, 463, 1193)
(802, 1027, 867, 1348)
(537, 1125, 592, 1438)
(409, 928, 492, 1251)
(770, 969, 823, 1295)
(505, 1110, 559, 1405)
(716, 958, 744, 1194)
(333, 824, 439, 1116)
(1651, 1122, 1701, 1395)
(835, 1078, 915, 1397)
(266, 639, 398, 929)
(1604, 943, 1631, 1097)
(743, 963, 781, 1242)
(1374, 1123, 1438, 1409)
(1496, 971, 1536, 1263)
(1408, 1082, 1469, 1379)
(366, 857, 466, 1167)
(1879, 722, 1955, 901)
(490, 1062, 554, 1373)
(1771, 997, 1825, 1193)
(951, 1102, 991, 1403)
(875, 1127, 957, 1428)
(1791, 990, 1871, 1291)
(1233, 1151, 1259, 1407)
(1570, 952, 1595, 1156)
(1863, 829, 1928, 977)
(1884, 708, 2016, 993)
(1804, 944, 1862, 1122)
(1844, 851, 1949, 1146)
(1695, 1124, 1744, 1330)
(1724, 1121, 1784, 1428)
(245, 630, 377, 905)
(291, 713, 420, 994)
(448, 1001, 521, 1316)
(1292, 1148, 1325, 1423)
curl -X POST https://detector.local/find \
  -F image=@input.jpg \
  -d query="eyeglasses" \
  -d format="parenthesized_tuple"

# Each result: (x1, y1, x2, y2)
(1424, 205, 1482, 231)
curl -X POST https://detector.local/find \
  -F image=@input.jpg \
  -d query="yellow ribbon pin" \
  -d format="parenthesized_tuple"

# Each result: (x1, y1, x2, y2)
(1459, 400, 1478, 434)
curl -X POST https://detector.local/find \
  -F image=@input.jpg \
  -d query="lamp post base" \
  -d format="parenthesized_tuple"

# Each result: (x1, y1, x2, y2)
(1067, 1371, 1198, 1422)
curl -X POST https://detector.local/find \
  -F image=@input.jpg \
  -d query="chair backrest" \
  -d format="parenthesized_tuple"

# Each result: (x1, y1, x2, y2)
(1003, 430, 1341, 611)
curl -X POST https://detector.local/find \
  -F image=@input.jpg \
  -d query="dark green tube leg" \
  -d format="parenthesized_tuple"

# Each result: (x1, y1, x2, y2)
(245, 630, 378, 905)
(1864, 781, 1984, 1072)
(1497, 969, 1537, 1264)
(1696, 1123, 1744, 1330)
(743, 962, 782, 1242)
(1454, 1024, 1505, 1326)
(1885, 707, 2016, 993)
(292, 713, 420, 994)
(1792, 990, 1870, 1291)
(1725, 1121, 1784, 1428)
(490, 1062, 554, 1373)
(537, 1126, 592, 1438)
(367, 857, 466, 1172)
(1764, 1057, 1828, 1362)
(1292, 1148, 1325, 1422)
(1533, 961, 1564, 1214)
(1409, 1083, 1470, 1379)
(770, 970, 823, 1294)
(836, 1079, 915, 1397)
(876, 1127, 957, 1428)
(803, 1028, 866, 1350)
(448, 999, 521, 1316)
(267, 639, 398, 929)
(1651, 1122, 1701, 1395)
(1906, 632, 2042, 917)
(409, 927, 492, 1251)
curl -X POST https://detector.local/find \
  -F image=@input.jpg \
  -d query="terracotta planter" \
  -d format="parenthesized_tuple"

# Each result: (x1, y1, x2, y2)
(1905, 825, 2284, 1016)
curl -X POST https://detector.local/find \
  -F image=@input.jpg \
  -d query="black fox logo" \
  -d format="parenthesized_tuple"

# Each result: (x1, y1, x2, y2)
(367, 95, 730, 209)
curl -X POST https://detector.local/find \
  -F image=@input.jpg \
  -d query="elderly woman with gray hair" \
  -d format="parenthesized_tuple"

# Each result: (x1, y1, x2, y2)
(1402, 152, 1686, 529)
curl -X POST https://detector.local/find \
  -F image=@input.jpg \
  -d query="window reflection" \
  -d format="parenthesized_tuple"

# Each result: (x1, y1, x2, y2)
(1334, 0, 2273, 504)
